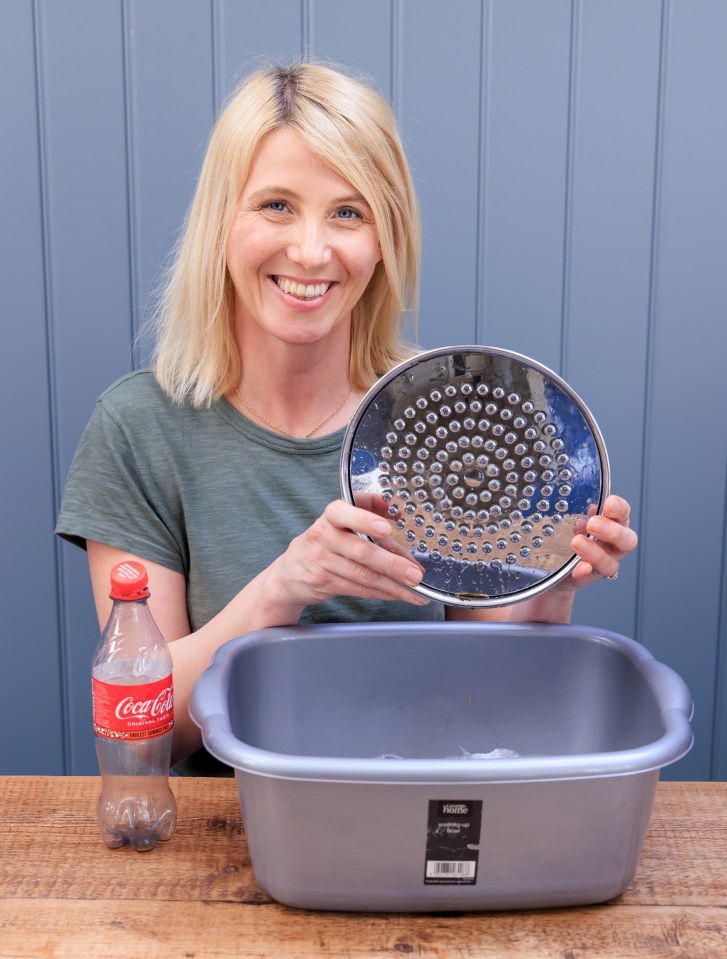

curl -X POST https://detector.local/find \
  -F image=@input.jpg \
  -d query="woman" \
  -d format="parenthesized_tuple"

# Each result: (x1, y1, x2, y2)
(56, 63, 637, 773)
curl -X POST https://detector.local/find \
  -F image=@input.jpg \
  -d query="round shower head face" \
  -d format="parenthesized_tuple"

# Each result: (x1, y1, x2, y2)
(340, 346, 610, 607)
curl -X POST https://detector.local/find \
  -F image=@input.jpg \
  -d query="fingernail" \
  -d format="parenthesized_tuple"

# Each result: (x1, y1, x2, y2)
(588, 517, 606, 534)
(404, 566, 423, 585)
(373, 519, 390, 536)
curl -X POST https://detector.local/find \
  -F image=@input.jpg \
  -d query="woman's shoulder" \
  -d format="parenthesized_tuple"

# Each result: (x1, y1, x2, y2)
(96, 369, 200, 428)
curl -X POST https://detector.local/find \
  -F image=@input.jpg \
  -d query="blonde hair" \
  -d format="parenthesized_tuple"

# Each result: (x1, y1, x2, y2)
(153, 62, 421, 408)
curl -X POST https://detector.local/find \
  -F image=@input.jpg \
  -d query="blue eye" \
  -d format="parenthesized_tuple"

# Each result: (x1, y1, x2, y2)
(263, 200, 288, 212)
(337, 206, 362, 220)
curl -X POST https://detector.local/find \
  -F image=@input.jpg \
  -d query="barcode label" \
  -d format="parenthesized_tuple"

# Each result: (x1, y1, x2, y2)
(426, 860, 476, 879)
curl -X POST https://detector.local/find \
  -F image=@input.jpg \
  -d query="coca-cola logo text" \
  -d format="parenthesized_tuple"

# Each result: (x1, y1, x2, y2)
(114, 686, 173, 722)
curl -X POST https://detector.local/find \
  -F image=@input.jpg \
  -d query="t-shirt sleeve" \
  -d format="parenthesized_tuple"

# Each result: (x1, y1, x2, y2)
(55, 399, 186, 575)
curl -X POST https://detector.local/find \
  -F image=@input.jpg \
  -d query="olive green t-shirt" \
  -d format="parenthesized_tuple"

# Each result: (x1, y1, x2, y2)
(56, 370, 444, 771)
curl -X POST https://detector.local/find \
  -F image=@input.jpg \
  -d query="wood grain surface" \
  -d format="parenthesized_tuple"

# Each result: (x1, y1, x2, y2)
(0, 777, 725, 959)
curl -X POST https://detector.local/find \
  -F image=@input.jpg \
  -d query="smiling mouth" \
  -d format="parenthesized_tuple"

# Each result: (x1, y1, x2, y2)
(273, 276, 334, 300)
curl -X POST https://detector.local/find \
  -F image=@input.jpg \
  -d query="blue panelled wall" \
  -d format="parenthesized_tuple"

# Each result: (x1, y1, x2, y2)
(2, 0, 725, 778)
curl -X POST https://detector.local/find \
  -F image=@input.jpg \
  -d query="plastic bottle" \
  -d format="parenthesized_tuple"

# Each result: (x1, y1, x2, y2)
(92, 560, 177, 851)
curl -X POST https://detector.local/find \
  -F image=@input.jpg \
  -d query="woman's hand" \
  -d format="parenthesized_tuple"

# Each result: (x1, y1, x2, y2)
(263, 498, 428, 621)
(563, 494, 639, 588)
(448, 494, 639, 625)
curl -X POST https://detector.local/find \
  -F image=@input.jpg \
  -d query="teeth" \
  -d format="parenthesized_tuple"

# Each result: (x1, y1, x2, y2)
(275, 277, 331, 298)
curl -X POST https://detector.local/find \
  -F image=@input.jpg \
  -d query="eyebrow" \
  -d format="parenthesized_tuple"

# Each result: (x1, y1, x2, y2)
(246, 186, 371, 208)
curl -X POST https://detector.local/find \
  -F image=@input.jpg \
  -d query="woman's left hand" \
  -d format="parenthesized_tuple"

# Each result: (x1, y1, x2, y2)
(450, 494, 638, 625)
(564, 494, 638, 588)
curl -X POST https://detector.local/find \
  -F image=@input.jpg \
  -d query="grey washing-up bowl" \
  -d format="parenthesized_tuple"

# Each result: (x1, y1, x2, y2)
(189, 622, 693, 912)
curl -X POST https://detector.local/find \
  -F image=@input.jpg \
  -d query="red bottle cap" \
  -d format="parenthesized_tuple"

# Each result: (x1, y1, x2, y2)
(109, 561, 150, 600)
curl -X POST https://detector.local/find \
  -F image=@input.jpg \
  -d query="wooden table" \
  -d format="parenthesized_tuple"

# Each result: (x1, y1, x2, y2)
(0, 777, 725, 958)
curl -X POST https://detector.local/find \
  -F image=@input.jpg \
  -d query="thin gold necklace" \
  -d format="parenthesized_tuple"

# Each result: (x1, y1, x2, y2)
(234, 386, 354, 438)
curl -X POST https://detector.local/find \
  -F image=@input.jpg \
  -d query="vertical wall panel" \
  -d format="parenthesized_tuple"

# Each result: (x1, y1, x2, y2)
(565, 0, 662, 638)
(479, 0, 572, 370)
(0, 0, 65, 772)
(125, 0, 214, 362)
(398, 0, 482, 347)
(638, 0, 727, 779)
(311, 0, 393, 100)
(39, 0, 135, 773)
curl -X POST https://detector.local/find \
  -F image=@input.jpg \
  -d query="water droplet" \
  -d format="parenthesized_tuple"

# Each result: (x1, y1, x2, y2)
(513, 416, 527, 429)
(426, 411, 438, 424)
(477, 383, 489, 396)
(485, 402, 498, 416)
(430, 389, 442, 403)
(419, 444, 433, 456)
(532, 536, 543, 548)
(534, 411, 546, 424)
(444, 384, 457, 397)
(446, 441, 458, 453)
(500, 408, 513, 421)
(449, 420, 461, 433)
(522, 521, 534, 534)
(555, 499, 568, 512)
(411, 476, 424, 488)
(381, 446, 393, 459)
(552, 438, 564, 451)
(452, 486, 465, 499)
(521, 455, 535, 468)
(479, 490, 492, 503)
(436, 449, 448, 462)
(525, 427, 538, 440)
(539, 455, 552, 467)
(504, 432, 517, 445)
(537, 499, 549, 511)
(497, 538, 507, 550)
(461, 382, 473, 395)
(413, 514, 424, 527)
(414, 421, 426, 433)
(452, 540, 462, 553)
(543, 423, 556, 436)
(492, 423, 505, 437)
(440, 405, 452, 417)
(388, 505, 398, 517)
(416, 396, 428, 409)
(510, 531, 521, 543)
(533, 440, 546, 453)
(482, 542, 493, 554)
(478, 419, 491, 432)
(466, 542, 477, 554)
(522, 400, 535, 414)
(398, 447, 411, 459)
(505, 553, 517, 565)
(523, 485, 536, 497)
(454, 401, 467, 414)
(493, 387, 505, 399)
(556, 453, 570, 466)
(541, 484, 554, 497)
(445, 520, 455, 532)
(404, 407, 415, 418)
(514, 443, 527, 456)
(469, 400, 482, 414)
(452, 506, 463, 518)
(463, 417, 475, 431)
(559, 484, 572, 497)
(543, 525, 554, 537)
(405, 530, 416, 542)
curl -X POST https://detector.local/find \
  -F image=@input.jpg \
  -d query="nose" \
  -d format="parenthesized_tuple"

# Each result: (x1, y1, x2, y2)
(286, 217, 332, 269)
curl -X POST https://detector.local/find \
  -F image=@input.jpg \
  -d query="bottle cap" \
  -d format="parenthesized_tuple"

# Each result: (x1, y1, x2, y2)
(109, 561, 150, 600)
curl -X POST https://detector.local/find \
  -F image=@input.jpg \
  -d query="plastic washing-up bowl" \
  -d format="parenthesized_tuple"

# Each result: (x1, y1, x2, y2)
(189, 622, 693, 912)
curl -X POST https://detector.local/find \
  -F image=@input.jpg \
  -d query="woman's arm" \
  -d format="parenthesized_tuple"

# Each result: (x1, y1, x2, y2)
(446, 495, 638, 625)
(87, 498, 429, 763)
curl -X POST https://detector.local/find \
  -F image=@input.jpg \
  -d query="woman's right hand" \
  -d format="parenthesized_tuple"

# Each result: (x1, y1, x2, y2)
(263, 498, 428, 619)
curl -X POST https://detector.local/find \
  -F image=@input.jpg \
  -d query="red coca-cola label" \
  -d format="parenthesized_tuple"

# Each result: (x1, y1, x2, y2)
(92, 674, 174, 741)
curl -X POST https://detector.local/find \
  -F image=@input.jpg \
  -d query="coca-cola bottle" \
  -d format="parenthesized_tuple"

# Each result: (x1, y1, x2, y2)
(92, 560, 177, 851)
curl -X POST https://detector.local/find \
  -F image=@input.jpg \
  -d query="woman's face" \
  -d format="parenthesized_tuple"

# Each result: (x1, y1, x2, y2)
(226, 126, 382, 351)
